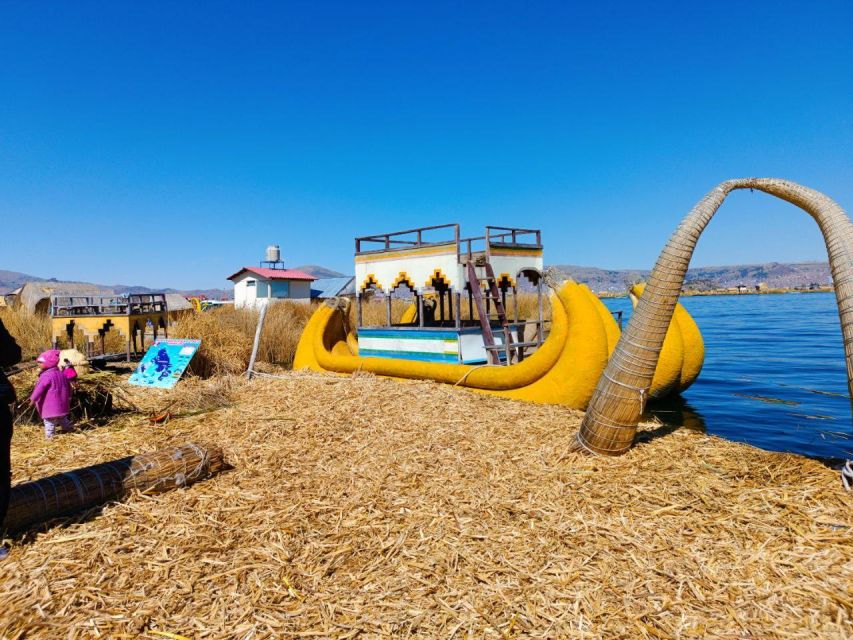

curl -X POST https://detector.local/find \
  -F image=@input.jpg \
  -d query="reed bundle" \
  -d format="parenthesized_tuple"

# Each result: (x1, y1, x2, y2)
(1, 373, 849, 638)
(580, 178, 853, 455)
(3, 442, 225, 533)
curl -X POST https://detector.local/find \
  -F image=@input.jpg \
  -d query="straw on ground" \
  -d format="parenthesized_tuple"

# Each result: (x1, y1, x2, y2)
(1, 371, 849, 639)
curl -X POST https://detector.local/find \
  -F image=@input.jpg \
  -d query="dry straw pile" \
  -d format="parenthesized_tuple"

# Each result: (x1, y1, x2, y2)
(0, 307, 51, 361)
(1, 371, 850, 639)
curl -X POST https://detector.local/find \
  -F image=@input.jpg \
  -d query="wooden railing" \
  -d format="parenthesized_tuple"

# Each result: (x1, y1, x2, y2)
(51, 293, 169, 317)
(355, 223, 542, 264)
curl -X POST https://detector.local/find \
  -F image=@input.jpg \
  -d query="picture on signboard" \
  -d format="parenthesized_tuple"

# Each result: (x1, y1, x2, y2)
(128, 339, 201, 389)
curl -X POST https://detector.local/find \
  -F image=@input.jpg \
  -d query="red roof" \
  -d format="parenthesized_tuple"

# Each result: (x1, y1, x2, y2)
(227, 267, 316, 282)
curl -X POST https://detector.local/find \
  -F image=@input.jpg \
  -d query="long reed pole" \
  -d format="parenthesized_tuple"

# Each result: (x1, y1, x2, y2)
(246, 300, 269, 380)
(577, 178, 853, 455)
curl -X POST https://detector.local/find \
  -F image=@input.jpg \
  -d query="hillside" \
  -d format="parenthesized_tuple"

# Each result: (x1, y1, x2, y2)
(551, 261, 832, 292)
(0, 270, 228, 299)
(2, 262, 832, 298)
(0, 270, 51, 292)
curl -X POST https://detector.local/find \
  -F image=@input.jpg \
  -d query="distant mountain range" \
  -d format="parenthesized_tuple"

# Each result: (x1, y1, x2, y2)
(1, 262, 832, 298)
(551, 261, 832, 292)
(0, 264, 349, 299)
(0, 270, 231, 299)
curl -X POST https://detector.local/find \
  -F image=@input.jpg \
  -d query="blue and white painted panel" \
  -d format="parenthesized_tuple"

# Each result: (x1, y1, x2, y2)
(358, 328, 459, 363)
(358, 326, 520, 364)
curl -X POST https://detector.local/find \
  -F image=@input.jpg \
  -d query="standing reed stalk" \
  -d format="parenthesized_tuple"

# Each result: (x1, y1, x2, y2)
(578, 178, 853, 456)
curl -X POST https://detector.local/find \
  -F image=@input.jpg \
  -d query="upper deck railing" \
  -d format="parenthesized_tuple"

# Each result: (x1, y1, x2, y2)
(51, 293, 169, 317)
(355, 224, 542, 263)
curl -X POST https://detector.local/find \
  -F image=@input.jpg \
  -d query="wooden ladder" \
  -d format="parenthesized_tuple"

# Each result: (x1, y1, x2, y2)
(466, 261, 516, 365)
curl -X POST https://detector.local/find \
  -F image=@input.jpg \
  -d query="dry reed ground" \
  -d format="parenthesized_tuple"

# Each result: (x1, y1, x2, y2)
(1, 371, 850, 639)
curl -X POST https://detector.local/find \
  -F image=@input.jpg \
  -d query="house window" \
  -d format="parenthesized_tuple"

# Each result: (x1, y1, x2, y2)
(257, 281, 270, 298)
(270, 281, 290, 298)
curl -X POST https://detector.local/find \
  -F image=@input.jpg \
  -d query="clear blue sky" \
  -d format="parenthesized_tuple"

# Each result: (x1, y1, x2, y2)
(1, 1, 851, 289)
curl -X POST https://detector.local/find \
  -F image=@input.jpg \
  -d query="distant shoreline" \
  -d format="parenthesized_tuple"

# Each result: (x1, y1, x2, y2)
(597, 286, 834, 299)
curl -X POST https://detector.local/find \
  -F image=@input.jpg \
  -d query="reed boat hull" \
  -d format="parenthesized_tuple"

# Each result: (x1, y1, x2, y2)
(294, 281, 703, 409)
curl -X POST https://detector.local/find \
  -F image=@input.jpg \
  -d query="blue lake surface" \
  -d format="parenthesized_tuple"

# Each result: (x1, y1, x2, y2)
(601, 292, 853, 461)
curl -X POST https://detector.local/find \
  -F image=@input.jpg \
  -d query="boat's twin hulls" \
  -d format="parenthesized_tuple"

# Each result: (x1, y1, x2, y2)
(293, 280, 703, 410)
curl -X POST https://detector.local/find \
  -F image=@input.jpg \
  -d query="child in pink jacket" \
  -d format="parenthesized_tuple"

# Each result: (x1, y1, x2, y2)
(30, 350, 73, 438)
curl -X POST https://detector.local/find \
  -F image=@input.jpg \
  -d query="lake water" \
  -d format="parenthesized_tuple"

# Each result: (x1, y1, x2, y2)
(601, 292, 853, 462)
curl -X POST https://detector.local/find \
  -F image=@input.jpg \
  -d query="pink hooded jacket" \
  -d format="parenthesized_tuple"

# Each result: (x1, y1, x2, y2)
(30, 367, 72, 419)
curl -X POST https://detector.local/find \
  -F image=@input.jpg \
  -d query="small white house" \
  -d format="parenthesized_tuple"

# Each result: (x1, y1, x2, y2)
(227, 266, 316, 309)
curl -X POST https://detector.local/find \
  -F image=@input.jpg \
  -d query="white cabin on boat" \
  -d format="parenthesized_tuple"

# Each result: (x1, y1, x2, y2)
(354, 224, 545, 365)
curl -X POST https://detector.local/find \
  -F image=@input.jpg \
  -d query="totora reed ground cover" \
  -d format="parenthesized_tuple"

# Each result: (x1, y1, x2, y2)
(0, 371, 850, 639)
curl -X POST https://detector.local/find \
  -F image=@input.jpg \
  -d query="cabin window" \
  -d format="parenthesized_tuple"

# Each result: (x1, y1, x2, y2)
(256, 281, 270, 298)
(270, 281, 290, 298)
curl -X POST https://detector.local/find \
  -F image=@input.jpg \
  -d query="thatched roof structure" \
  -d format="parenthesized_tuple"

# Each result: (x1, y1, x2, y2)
(14, 281, 110, 314)
(163, 293, 193, 311)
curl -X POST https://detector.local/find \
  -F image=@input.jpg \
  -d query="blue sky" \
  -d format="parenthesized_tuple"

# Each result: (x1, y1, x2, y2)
(1, 1, 851, 289)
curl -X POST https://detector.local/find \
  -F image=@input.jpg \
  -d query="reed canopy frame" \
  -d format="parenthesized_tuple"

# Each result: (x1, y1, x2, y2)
(577, 178, 853, 456)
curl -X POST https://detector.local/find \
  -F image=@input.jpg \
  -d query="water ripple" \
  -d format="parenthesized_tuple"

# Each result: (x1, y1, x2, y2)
(603, 292, 852, 460)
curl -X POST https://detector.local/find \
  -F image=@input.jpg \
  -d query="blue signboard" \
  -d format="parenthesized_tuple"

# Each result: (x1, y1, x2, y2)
(128, 339, 201, 389)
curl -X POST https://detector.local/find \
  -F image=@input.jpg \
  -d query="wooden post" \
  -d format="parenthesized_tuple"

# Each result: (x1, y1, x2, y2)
(356, 293, 363, 327)
(504, 327, 511, 364)
(386, 292, 392, 327)
(513, 286, 519, 323)
(537, 277, 544, 344)
(468, 285, 474, 322)
(418, 294, 424, 328)
(454, 292, 461, 330)
(439, 290, 445, 324)
(246, 301, 269, 379)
